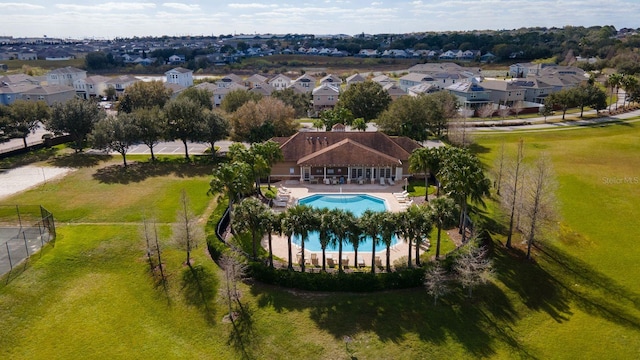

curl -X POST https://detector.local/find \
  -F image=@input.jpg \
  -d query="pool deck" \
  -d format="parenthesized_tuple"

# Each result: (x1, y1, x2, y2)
(263, 180, 428, 270)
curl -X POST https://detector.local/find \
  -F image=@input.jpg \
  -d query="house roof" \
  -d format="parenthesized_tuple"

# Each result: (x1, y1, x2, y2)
(320, 74, 342, 84)
(22, 85, 75, 95)
(275, 131, 420, 166)
(0, 74, 39, 85)
(400, 73, 434, 82)
(105, 75, 138, 85)
(246, 74, 268, 84)
(219, 73, 242, 83)
(268, 74, 292, 84)
(165, 67, 192, 75)
(297, 138, 402, 167)
(48, 66, 86, 75)
(346, 73, 365, 83)
(312, 83, 339, 95)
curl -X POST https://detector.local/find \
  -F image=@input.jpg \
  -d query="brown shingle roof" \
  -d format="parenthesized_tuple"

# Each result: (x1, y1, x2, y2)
(297, 138, 401, 167)
(277, 131, 420, 165)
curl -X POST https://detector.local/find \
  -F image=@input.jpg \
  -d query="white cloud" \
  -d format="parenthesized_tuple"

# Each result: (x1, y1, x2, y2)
(162, 3, 200, 11)
(228, 3, 277, 9)
(0, 2, 45, 9)
(55, 2, 156, 12)
(371, 2, 383, 5)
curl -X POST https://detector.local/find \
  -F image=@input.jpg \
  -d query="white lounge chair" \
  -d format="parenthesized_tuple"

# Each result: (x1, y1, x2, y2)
(388, 178, 395, 185)
(273, 199, 288, 207)
(393, 190, 409, 197)
(380, 177, 386, 186)
(357, 256, 365, 268)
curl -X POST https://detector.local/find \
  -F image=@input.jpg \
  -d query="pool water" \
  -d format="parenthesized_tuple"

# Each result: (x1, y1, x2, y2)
(293, 194, 398, 252)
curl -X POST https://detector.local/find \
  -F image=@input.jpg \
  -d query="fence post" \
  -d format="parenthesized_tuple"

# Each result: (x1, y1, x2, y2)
(23, 232, 29, 257)
(16, 205, 22, 228)
(6, 242, 12, 270)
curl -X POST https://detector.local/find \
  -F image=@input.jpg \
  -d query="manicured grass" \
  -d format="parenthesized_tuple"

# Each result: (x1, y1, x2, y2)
(1, 122, 640, 359)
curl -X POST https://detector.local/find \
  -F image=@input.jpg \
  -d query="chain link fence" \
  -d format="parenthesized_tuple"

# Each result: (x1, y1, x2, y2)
(0, 205, 56, 277)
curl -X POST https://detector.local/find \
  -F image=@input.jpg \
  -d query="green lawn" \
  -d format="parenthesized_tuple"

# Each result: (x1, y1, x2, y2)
(1, 122, 640, 359)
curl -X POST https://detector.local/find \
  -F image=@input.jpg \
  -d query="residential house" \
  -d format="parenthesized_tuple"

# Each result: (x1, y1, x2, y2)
(0, 82, 37, 105)
(168, 54, 186, 64)
(383, 83, 407, 100)
(356, 49, 378, 58)
(371, 74, 395, 87)
(269, 131, 422, 184)
(407, 83, 438, 97)
(105, 75, 139, 98)
(268, 74, 292, 91)
(446, 79, 492, 110)
(510, 79, 554, 104)
(18, 52, 37, 60)
(319, 74, 342, 87)
(345, 73, 365, 87)
(244, 74, 268, 89)
(20, 85, 76, 106)
(165, 67, 193, 87)
(312, 84, 340, 112)
(164, 82, 186, 98)
(74, 75, 111, 99)
(47, 66, 87, 87)
(249, 82, 275, 97)
(291, 74, 316, 92)
(0, 74, 40, 85)
(211, 83, 247, 107)
(398, 73, 435, 91)
(479, 79, 525, 106)
(216, 73, 243, 88)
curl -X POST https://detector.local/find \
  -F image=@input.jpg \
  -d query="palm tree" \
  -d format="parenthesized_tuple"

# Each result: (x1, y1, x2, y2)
(208, 161, 254, 225)
(407, 205, 432, 267)
(317, 208, 332, 271)
(377, 212, 396, 272)
(439, 148, 490, 243)
(261, 210, 280, 268)
(285, 204, 314, 272)
(228, 143, 269, 194)
(409, 147, 433, 202)
(251, 140, 284, 190)
(621, 75, 639, 109)
(395, 209, 415, 268)
(329, 208, 354, 273)
(360, 210, 382, 273)
(429, 197, 457, 260)
(347, 220, 362, 271)
(232, 197, 269, 260)
(280, 210, 295, 270)
(608, 73, 623, 112)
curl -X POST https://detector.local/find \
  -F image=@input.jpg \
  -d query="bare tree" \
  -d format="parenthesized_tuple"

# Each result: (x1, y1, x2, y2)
(477, 104, 494, 119)
(447, 118, 473, 148)
(219, 251, 248, 322)
(453, 241, 492, 298)
(425, 263, 450, 305)
(498, 106, 511, 121)
(493, 141, 506, 196)
(172, 190, 204, 267)
(512, 100, 524, 118)
(520, 154, 558, 259)
(503, 139, 525, 248)
(143, 217, 167, 285)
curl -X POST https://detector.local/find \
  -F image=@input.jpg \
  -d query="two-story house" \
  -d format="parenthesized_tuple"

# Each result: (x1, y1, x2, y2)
(291, 74, 316, 93)
(47, 66, 86, 87)
(165, 67, 193, 88)
(217, 74, 243, 88)
(446, 79, 492, 111)
(312, 84, 340, 112)
(74, 75, 111, 99)
(268, 74, 292, 91)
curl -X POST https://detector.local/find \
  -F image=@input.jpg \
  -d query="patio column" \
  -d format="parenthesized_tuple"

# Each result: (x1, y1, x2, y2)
(347, 167, 351, 184)
(370, 166, 375, 184)
(324, 167, 327, 180)
(300, 166, 304, 182)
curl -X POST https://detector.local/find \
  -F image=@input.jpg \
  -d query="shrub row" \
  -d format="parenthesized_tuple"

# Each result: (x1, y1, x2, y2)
(248, 263, 426, 292)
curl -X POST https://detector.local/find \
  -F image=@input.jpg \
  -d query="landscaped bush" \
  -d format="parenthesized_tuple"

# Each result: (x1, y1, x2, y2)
(248, 262, 426, 292)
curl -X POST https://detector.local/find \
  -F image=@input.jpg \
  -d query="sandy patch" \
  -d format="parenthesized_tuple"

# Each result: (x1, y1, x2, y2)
(0, 165, 74, 200)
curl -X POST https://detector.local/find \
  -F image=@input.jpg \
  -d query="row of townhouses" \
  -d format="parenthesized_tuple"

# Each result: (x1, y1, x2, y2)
(1, 62, 588, 116)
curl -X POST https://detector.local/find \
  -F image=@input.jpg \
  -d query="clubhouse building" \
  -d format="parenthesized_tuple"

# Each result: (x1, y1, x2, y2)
(270, 130, 421, 185)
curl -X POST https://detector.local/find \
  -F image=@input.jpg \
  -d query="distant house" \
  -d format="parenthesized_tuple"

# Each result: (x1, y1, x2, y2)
(0, 83, 37, 105)
(74, 75, 111, 99)
(105, 75, 139, 98)
(480, 79, 525, 106)
(398, 73, 435, 91)
(217, 73, 243, 88)
(18, 52, 37, 60)
(211, 83, 247, 107)
(20, 85, 76, 106)
(47, 66, 87, 87)
(446, 79, 492, 110)
(165, 67, 193, 87)
(346, 73, 365, 87)
(268, 74, 292, 91)
(371, 74, 395, 87)
(249, 82, 275, 97)
(244, 74, 268, 89)
(383, 83, 407, 100)
(312, 84, 340, 112)
(319, 74, 342, 86)
(292, 74, 316, 92)
(168, 54, 186, 64)
(407, 83, 437, 97)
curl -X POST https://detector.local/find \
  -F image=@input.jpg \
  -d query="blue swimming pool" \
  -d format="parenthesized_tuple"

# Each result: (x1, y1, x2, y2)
(293, 194, 398, 252)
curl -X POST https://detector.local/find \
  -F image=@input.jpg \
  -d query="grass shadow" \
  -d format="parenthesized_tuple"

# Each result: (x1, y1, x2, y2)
(181, 264, 218, 324)
(92, 157, 215, 184)
(228, 303, 257, 360)
(49, 153, 111, 168)
(0, 147, 59, 169)
(251, 278, 527, 358)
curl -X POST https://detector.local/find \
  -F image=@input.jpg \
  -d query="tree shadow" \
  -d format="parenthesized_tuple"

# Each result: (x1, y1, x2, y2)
(48, 153, 110, 168)
(251, 279, 528, 358)
(537, 244, 640, 330)
(0, 147, 58, 169)
(228, 303, 257, 360)
(468, 142, 491, 154)
(92, 158, 214, 184)
(181, 264, 218, 324)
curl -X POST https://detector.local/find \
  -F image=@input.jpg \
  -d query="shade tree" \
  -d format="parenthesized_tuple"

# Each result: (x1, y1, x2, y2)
(336, 80, 391, 121)
(47, 98, 105, 153)
(164, 97, 206, 159)
(91, 113, 140, 167)
(118, 81, 172, 113)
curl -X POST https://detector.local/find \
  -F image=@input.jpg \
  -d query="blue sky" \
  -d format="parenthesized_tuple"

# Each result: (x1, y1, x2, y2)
(0, 1, 637, 39)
